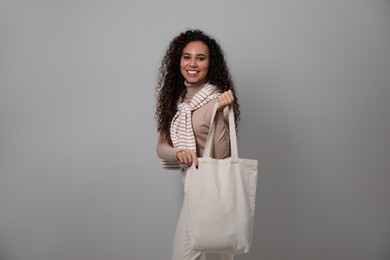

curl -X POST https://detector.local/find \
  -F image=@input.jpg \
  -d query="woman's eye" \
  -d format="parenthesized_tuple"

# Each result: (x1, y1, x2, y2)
(182, 56, 190, 60)
(197, 57, 205, 61)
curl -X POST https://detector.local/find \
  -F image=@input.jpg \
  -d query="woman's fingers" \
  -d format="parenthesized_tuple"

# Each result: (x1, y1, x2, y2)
(218, 90, 234, 111)
(176, 149, 198, 168)
(190, 150, 199, 168)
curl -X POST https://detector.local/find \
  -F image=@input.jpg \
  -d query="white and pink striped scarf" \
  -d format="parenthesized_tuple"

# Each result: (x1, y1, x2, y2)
(162, 83, 220, 168)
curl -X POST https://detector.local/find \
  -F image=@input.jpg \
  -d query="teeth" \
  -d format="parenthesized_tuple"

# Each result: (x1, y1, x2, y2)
(187, 70, 198, 74)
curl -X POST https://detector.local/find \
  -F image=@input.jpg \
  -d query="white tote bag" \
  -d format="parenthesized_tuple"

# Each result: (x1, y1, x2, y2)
(184, 104, 258, 254)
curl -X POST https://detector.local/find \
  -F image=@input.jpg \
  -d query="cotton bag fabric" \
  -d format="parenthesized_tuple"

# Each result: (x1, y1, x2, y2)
(184, 103, 258, 254)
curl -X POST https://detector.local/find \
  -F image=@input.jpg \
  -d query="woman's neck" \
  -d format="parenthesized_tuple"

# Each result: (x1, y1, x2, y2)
(184, 78, 208, 99)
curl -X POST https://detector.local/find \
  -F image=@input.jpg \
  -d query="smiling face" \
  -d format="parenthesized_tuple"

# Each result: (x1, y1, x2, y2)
(180, 41, 210, 84)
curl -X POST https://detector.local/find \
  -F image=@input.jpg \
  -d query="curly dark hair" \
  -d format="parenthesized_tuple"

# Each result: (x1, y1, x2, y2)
(155, 29, 240, 141)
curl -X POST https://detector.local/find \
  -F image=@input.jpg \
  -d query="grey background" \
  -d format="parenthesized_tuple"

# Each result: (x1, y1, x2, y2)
(1, 0, 389, 260)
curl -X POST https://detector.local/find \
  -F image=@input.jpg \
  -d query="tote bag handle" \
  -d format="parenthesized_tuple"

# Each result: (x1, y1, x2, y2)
(203, 103, 238, 159)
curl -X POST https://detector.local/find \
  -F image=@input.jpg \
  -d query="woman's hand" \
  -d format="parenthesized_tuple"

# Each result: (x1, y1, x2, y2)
(176, 149, 198, 168)
(217, 90, 235, 111)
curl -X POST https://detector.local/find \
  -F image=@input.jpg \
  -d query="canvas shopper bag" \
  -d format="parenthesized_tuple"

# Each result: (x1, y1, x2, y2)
(184, 103, 258, 254)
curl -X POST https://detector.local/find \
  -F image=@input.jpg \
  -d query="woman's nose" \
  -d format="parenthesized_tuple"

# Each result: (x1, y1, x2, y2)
(189, 58, 197, 67)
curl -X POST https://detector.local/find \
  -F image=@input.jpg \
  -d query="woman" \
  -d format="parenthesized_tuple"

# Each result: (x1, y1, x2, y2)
(155, 29, 240, 260)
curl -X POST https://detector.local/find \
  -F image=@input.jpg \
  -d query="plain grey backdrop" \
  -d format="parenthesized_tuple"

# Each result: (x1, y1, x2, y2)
(1, 0, 389, 260)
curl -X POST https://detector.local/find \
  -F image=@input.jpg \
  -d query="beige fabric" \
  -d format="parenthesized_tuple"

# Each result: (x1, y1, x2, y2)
(156, 84, 230, 165)
(172, 198, 234, 260)
(170, 83, 220, 152)
(184, 105, 258, 254)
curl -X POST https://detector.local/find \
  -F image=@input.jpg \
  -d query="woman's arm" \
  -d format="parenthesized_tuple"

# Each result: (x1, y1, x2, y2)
(156, 134, 199, 168)
(156, 133, 180, 162)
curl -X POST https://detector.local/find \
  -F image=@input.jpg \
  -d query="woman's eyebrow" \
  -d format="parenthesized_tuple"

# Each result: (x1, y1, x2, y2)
(182, 53, 208, 56)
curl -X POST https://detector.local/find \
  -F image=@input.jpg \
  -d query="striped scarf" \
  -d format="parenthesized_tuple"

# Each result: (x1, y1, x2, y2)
(162, 83, 220, 168)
